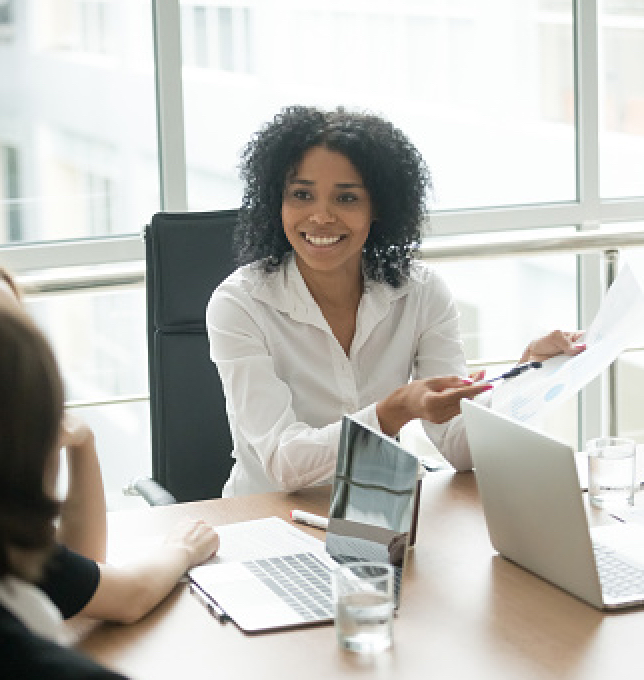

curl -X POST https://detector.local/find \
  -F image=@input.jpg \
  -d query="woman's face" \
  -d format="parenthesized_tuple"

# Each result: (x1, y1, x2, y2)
(281, 145, 374, 281)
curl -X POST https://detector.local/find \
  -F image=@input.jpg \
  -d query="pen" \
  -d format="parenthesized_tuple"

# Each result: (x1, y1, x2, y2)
(487, 360, 542, 382)
(290, 509, 329, 531)
(190, 583, 229, 623)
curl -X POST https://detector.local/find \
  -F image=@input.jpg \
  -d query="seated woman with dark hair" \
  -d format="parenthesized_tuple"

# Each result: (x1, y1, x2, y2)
(207, 105, 585, 497)
(0, 304, 129, 678)
(0, 270, 220, 678)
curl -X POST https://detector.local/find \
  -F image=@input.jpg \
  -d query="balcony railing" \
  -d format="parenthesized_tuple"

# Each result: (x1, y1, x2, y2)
(12, 227, 644, 440)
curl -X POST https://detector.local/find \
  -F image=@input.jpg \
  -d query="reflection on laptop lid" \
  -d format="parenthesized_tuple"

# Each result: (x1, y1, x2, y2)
(461, 398, 644, 610)
(327, 416, 419, 606)
(189, 415, 419, 632)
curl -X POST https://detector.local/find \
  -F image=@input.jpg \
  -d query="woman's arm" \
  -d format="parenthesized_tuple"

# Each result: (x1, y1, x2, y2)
(76, 520, 219, 624)
(57, 414, 107, 563)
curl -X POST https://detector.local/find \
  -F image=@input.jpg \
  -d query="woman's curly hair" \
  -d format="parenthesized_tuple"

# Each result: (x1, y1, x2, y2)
(235, 106, 431, 287)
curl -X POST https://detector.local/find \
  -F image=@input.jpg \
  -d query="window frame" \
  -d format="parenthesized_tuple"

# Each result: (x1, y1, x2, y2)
(3, 0, 644, 448)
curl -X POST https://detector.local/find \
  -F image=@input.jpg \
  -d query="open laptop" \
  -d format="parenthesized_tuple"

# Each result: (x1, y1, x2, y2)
(461, 398, 644, 610)
(189, 415, 419, 632)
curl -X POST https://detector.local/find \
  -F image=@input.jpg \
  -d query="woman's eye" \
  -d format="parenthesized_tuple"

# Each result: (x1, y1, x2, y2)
(338, 193, 358, 203)
(292, 189, 312, 201)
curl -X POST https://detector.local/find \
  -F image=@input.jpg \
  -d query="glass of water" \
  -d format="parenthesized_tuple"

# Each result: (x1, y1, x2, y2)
(586, 437, 636, 508)
(331, 561, 394, 653)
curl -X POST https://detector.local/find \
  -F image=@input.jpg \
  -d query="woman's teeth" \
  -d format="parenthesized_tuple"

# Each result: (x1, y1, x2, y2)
(305, 234, 342, 246)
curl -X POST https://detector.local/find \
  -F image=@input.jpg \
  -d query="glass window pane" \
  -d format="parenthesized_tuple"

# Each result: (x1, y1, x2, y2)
(600, 2, 644, 199)
(432, 252, 577, 361)
(615, 232, 644, 445)
(62, 400, 152, 510)
(181, 0, 576, 213)
(617, 351, 644, 444)
(24, 285, 148, 402)
(0, 0, 158, 245)
(431, 243, 578, 445)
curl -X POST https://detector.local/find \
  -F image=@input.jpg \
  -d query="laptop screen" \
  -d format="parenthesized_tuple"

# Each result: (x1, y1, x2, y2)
(326, 416, 419, 583)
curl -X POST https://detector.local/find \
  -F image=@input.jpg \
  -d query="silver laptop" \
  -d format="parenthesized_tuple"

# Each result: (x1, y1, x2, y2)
(461, 398, 644, 610)
(189, 415, 419, 632)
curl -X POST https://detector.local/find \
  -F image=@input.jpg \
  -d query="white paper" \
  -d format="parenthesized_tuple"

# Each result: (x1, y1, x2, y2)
(199, 516, 325, 565)
(489, 264, 644, 423)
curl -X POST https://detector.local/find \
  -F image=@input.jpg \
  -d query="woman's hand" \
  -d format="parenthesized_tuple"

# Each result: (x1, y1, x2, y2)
(518, 330, 585, 364)
(377, 375, 492, 437)
(59, 413, 95, 453)
(163, 519, 220, 568)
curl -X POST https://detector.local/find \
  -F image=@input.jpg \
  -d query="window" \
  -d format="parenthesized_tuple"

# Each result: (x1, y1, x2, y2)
(182, 1, 576, 212)
(600, 1, 644, 198)
(0, 0, 157, 246)
(0, 145, 21, 241)
(3, 1, 644, 506)
(181, 4, 252, 73)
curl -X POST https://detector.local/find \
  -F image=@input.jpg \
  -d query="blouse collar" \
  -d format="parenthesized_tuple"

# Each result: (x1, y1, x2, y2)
(250, 252, 412, 334)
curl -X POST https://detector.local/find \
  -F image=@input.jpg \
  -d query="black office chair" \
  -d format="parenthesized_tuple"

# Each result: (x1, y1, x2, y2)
(138, 209, 238, 504)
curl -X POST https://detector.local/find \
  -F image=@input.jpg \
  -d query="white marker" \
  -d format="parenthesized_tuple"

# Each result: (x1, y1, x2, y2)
(290, 509, 328, 531)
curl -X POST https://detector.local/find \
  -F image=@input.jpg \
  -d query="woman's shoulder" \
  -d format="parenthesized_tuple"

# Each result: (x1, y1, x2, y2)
(217, 261, 266, 292)
(408, 259, 438, 284)
(210, 261, 269, 305)
(405, 260, 450, 295)
(0, 604, 126, 679)
(207, 259, 286, 322)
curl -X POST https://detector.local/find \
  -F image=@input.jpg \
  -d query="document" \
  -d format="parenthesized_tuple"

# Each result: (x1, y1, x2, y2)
(197, 516, 324, 566)
(489, 264, 644, 423)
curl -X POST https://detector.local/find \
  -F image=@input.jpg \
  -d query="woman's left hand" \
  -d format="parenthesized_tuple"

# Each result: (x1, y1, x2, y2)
(519, 330, 586, 363)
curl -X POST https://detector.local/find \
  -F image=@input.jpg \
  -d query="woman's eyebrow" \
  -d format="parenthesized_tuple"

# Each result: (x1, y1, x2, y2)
(335, 182, 364, 189)
(289, 178, 364, 189)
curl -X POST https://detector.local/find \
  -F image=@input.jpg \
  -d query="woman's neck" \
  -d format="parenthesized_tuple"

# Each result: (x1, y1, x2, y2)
(295, 258, 363, 312)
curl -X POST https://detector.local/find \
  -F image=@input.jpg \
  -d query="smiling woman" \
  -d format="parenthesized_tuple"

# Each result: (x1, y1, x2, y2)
(205, 106, 493, 497)
(205, 105, 581, 499)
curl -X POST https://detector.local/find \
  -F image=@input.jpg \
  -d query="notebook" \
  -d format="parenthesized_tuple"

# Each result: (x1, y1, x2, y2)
(461, 398, 644, 610)
(189, 415, 420, 632)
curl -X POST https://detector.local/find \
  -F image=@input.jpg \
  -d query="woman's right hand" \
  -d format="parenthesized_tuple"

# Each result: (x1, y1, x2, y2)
(376, 375, 492, 437)
(163, 519, 220, 568)
(405, 376, 492, 424)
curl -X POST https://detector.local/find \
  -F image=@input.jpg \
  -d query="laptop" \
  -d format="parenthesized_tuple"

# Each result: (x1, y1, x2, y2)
(461, 398, 644, 610)
(189, 415, 420, 632)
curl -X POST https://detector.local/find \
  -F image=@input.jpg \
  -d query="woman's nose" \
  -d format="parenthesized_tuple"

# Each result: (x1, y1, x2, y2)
(309, 209, 336, 224)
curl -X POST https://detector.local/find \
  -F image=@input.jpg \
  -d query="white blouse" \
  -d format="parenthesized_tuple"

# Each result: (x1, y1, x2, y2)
(206, 253, 472, 497)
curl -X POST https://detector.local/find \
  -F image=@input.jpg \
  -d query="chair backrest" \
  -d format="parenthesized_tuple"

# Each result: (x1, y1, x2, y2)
(145, 209, 238, 501)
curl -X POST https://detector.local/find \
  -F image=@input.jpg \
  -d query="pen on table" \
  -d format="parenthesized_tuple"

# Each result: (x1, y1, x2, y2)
(190, 584, 229, 623)
(486, 360, 543, 382)
(290, 509, 329, 531)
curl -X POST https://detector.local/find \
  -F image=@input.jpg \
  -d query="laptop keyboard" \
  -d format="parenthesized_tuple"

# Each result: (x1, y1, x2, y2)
(244, 552, 334, 622)
(593, 542, 644, 599)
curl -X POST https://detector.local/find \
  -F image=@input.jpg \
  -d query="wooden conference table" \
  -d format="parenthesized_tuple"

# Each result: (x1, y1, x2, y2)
(78, 471, 643, 680)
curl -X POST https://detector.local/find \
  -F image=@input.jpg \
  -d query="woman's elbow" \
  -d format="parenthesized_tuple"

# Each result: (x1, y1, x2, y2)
(86, 566, 164, 625)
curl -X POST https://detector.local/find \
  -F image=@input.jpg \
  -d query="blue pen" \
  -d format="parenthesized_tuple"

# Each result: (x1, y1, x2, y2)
(487, 360, 542, 382)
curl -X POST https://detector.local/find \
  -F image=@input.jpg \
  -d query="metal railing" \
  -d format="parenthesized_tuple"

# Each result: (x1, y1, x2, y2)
(12, 228, 644, 436)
